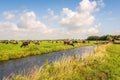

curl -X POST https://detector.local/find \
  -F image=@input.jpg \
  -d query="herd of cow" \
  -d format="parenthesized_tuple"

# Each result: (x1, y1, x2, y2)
(0, 39, 88, 48)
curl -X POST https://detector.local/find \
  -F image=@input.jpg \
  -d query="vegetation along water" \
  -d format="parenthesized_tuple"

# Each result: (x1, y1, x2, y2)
(3, 43, 120, 80)
(0, 40, 94, 62)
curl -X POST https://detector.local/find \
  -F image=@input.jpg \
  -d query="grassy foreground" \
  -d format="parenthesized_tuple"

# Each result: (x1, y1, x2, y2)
(0, 41, 94, 62)
(4, 43, 120, 80)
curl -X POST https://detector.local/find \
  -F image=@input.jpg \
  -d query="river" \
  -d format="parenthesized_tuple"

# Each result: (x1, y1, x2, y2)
(0, 46, 95, 79)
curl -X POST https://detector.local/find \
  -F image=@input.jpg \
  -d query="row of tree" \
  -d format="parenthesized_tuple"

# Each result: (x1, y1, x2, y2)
(87, 35, 120, 41)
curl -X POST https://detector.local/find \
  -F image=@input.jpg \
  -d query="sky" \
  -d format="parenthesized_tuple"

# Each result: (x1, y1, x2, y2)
(0, 0, 120, 40)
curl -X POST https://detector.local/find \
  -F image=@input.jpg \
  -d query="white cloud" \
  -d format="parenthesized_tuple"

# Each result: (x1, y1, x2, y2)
(60, 0, 97, 32)
(43, 8, 58, 25)
(3, 11, 15, 20)
(94, 0, 105, 12)
(0, 0, 104, 40)
(0, 21, 18, 31)
(0, 11, 54, 40)
(17, 11, 40, 29)
(97, 0, 105, 7)
(87, 27, 99, 34)
(47, 8, 58, 21)
(17, 11, 52, 33)
(59, 0, 104, 38)
(77, 0, 97, 13)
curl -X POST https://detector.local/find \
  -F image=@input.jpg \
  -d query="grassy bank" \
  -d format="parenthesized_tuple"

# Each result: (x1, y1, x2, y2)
(0, 41, 94, 62)
(4, 43, 120, 80)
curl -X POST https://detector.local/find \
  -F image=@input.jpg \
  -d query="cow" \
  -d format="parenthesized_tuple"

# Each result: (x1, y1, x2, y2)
(20, 41, 30, 48)
(64, 40, 74, 47)
(12, 41, 18, 44)
(9, 40, 18, 44)
(33, 41, 40, 45)
(2, 40, 9, 44)
(82, 40, 86, 43)
(73, 40, 81, 44)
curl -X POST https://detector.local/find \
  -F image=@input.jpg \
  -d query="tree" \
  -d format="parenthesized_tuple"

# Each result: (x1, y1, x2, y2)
(87, 36, 100, 40)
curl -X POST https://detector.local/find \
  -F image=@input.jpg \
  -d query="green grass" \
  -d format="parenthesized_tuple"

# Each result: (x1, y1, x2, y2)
(4, 43, 120, 80)
(0, 41, 94, 62)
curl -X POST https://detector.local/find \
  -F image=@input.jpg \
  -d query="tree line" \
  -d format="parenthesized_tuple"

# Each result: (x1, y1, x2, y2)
(87, 35, 120, 41)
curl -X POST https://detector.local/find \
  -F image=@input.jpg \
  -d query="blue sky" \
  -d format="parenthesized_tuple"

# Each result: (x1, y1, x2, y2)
(96, 0, 120, 34)
(0, 0, 120, 39)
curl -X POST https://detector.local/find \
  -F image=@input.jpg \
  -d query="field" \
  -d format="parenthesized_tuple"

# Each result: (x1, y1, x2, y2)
(0, 41, 95, 62)
(4, 43, 120, 80)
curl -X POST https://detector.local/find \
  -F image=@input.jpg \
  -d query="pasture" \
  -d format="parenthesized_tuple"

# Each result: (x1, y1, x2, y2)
(0, 40, 95, 62)
(5, 43, 120, 80)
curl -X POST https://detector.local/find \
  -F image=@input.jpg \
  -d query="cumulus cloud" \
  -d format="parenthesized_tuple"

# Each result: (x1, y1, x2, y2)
(0, 11, 54, 40)
(43, 8, 58, 25)
(17, 11, 52, 33)
(0, 0, 104, 39)
(60, 0, 97, 32)
(47, 8, 58, 21)
(0, 21, 18, 31)
(77, 0, 97, 13)
(97, 0, 105, 7)
(3, 11, 15, 20)
(87, 27, 99, 34)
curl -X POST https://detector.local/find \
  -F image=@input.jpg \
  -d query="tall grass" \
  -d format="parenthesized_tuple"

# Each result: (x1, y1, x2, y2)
(0, 41, 94, 62)
(4, 43, 120, 80)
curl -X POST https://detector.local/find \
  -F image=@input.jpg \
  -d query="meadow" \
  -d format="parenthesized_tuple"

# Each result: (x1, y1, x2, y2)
(4, 43, 120, 80)
(0, 41, 94, 62)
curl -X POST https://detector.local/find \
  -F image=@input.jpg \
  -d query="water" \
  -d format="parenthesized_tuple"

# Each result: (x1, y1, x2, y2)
(0, 46, 95, 79)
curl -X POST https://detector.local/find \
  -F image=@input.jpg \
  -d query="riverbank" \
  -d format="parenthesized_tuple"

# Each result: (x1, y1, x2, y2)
(0, 41, 94, 62)
(4, 43, 120, 80)
(0, 46, 95, 79)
